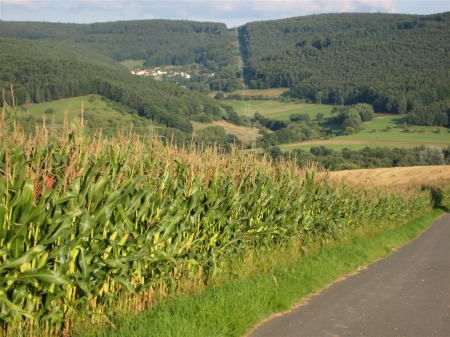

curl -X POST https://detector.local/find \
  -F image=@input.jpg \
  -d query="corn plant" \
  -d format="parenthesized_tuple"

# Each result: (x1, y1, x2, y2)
(0, 100, 432, 336)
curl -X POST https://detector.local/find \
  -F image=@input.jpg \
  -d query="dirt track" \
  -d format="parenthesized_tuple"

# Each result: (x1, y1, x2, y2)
(247, 213, 450, 337)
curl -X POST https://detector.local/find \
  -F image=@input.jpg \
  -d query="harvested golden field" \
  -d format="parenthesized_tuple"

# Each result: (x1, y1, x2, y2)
(328, 165, 450, 188)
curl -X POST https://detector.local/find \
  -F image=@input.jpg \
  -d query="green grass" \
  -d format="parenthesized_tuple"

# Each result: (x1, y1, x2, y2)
(230, 88, 289, 98)
(221, 99, 333, 121)
(19, 95, 121, 121)
(77, 205, 447, 337)
(221, 98, 449, 151)
(120, 59, 146, 69)
(280, 114, 450, 152)
(18, 95, 156, 135)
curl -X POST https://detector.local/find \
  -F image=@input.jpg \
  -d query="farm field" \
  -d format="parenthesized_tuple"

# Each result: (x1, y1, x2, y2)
(192, 120, 260, 144)
(19, 95, 122, 121)
(209, 88, 289, 99)
(221, 99, 333, 121)
(17, 95, 156, 135)
(18, 96, 450, 151)
(192, 96, 450, 150)
(219, 99, 450, 150)
(1, 98, 434, 336)
(229, 88, 289, 99)
(281, 114, 450, 151)
(328, 165, 450, 188)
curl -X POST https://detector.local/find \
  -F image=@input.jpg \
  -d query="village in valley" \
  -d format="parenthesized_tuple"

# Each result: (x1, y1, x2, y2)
(131, 68, 192, 78)
(131, 68, 216, 79)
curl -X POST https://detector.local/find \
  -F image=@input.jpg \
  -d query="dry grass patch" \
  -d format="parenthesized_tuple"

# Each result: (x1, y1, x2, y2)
(192, 120, 261, 144)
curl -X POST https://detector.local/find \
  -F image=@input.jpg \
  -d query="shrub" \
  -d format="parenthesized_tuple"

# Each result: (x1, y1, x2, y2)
(421, 185, 444, 208)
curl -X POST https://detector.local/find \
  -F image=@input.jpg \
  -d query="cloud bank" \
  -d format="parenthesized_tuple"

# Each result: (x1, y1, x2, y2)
(1, 1, 448, 27)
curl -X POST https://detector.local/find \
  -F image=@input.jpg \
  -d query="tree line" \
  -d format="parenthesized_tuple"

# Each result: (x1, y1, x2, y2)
(268, 145, 450, 170)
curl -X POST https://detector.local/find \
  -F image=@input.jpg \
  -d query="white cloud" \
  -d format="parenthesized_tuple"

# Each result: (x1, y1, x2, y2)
(246, 1, 398, 15)
(1, 1, 448, 27)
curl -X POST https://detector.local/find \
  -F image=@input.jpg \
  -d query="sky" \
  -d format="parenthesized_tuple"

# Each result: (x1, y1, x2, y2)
(1, 0, 449, 28)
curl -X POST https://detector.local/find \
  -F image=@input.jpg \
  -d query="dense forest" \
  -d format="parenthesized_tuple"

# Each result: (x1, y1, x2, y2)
(0, 20, 235, 72)
(0, 19, 242, 93)
(239, 13, 450, 124)
(0, 38, 236, 134)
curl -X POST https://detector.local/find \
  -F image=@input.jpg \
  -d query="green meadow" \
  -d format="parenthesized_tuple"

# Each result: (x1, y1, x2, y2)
(222, 98, 450, 151)
(120, 59, 146, 69)
(221, 99, 334, 121)
(281, 114, 450, 152)
(17, 95, 156, 135)
(17, 95, 450, 151)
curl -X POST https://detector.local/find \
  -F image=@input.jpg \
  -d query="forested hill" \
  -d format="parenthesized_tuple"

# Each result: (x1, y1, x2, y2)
(239, 12, 450, 116)
(0, 37, 235, 134)
(0, 20, 234, 72)
(1, 14, 449, 131)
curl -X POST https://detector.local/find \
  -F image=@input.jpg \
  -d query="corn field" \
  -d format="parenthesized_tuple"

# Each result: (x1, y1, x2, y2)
(0, 101, 431, 336)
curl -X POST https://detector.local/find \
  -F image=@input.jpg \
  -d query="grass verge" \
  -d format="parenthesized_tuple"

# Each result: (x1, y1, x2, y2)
(76, 206, 447, 337)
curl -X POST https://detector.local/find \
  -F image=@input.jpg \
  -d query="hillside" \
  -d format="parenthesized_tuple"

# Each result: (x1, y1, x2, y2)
(0, 20, 235, 72)
(239, 13, 450, 120)
(0, 38, 236, 134)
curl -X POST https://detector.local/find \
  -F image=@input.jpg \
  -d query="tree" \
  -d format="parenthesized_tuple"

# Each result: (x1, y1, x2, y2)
(342, 108, 362, 131)
(214, 92, 225, 100)
(269, 146, 283, 160)
(310, 146, 333, 156)
(290, 113, 310, 123)
(419, 146, 445, 165)
(196, 126, 227, 146)
(354, 103, 374, 122)
(316, 112, 324, 123)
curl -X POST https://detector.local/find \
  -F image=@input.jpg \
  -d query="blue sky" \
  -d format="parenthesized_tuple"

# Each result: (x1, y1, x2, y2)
(1, 1, 449, 27)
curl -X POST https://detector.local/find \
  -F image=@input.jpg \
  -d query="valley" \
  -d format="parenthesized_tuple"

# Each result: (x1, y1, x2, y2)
(0, 11, 449, 337)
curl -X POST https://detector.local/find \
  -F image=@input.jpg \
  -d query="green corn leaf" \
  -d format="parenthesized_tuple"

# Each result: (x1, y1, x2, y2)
(0, 294, 33, 319)
(103, 259, 127, 269)
(78, 247, 90, 281)
(40, 216, 72, 245)
(0, 245, 45, 270)
(53, 191, 79, 205)
(0, 203, 6, 228)
(17, 268, 71, 285)
(112, 276, 135, 294)
(78, 212, 94, 236)
(116, 204, 135, 231)
(74, 279, 90, 294)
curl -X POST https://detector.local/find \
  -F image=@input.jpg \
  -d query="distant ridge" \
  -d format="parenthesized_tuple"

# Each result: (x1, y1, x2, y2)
(237, 12, 450, 116)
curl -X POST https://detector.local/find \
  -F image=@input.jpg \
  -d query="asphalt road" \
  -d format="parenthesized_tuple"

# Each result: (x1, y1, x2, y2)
(247, 213, 450, 337)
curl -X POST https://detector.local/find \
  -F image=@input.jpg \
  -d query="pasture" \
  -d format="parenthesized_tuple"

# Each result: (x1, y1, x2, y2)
(221, 99, 333, 121)
(17, 95, 155, 135)
(281, 114, 450, 151)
